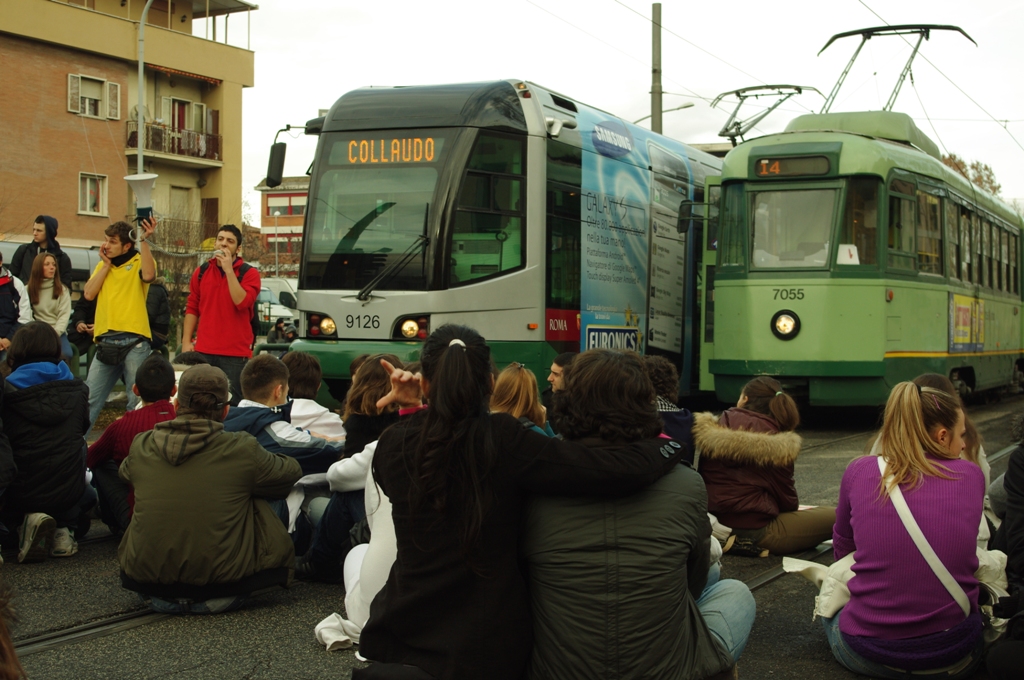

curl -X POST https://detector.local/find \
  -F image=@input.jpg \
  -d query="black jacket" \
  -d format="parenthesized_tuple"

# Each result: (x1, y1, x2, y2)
(0, 376, 17, 492)
(146, 280, 171, 350)
(994, 445, 1024, 587)
(342, 411, 398, 457)
(11, 217, 73, 290)
(67, 295, 96, 355)
(2, 366, 88, 515)
(360, 412, 685, 680)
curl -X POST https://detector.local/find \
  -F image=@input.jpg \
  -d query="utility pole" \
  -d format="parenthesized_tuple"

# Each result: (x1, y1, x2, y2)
(651, 3, 663, 134)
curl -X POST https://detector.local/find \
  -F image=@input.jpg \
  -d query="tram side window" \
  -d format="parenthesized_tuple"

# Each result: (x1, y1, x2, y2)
(959, 207, 973, 282)
(718, 183, 745, 268)
(944, 199, 959, 280)
(916, 191, 942, 275)
(887, 194, 916, 271)
(981, 219, 992, 288)
(1007, 233, 1015, 294)
(839, 177, 878, 265)
(546, 141, 582, 310)
(451, 133, 526, 287)
(1001, 230, 1009, 292)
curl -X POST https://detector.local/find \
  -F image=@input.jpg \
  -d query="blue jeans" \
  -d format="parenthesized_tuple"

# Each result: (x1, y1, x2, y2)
(822, 610, 985, 679)
(697, 578, 756, 662)
(86, 337, 151, 427)
(307, 489, 366, 572)
(58, 332, 73, 361)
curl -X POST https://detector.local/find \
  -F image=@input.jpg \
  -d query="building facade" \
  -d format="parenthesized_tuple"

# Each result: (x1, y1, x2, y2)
(255, 175, 307, 253)
(0, 0, 255, 246)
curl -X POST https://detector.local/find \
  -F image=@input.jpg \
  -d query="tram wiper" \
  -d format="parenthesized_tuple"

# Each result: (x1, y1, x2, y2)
(356, 203, 430, 302)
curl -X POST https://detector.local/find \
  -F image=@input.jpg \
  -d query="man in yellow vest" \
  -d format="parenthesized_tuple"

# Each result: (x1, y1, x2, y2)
(83, 218, 156, 427)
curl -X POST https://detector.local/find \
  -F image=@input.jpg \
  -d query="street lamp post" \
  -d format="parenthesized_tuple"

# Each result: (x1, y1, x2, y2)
(125, 0, 159, 248)
(273, 210, 281, 278)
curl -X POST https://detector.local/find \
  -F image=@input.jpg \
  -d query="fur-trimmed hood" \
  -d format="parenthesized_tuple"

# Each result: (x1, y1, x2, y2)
(692, 411, 801, 467)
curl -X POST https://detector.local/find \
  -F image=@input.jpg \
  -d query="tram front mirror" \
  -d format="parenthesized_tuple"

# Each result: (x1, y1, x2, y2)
(267, 142, 287, 188)
(677, 200, 701, 234)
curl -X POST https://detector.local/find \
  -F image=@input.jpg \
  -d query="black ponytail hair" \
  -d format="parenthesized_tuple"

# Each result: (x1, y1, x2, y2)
(411, 324, 496, 566)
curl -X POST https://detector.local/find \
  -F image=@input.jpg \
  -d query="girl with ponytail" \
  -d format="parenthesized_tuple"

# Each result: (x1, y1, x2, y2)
(692, 376, 835, 556)
(824, 382, 985, 679)
(358, 325, 684, 680)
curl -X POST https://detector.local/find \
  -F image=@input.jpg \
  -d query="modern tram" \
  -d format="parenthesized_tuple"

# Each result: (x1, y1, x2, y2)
(709, 110, 1024, 405)
(269, 80, 721, 401)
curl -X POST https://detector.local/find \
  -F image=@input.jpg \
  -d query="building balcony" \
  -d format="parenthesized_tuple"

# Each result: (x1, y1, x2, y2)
(126, 121, 223, 169)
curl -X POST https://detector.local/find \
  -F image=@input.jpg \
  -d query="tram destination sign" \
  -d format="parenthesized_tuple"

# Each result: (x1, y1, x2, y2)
(754, 155, 830, 177)
(334, 136, 445, 165)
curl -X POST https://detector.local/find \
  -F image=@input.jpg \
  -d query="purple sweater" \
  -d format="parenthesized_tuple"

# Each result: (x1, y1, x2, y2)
(833, 454, 983, 640)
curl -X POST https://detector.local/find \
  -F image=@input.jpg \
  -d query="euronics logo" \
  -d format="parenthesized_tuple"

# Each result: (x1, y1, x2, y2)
(586, 326, 640, 351)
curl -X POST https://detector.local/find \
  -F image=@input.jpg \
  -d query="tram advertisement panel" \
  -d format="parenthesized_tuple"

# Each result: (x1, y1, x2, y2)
(577, 112, 648, 352)
(948, 293, 984, 353)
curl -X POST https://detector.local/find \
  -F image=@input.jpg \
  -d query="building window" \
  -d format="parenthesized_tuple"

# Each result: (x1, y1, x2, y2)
(67, 75, 120, 120)
(267, 194, 307, 217)
(79, 173, 106, 216)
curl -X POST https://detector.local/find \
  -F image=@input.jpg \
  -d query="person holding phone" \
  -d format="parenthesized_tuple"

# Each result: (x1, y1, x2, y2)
(179, 225, 260, 407)
(83, 218, 156, 427)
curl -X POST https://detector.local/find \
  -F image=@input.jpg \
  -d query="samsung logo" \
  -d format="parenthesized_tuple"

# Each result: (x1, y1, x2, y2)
(592, 121, 634, 158)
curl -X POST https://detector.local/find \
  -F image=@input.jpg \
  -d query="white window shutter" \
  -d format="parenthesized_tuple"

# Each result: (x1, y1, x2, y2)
(161, 97, 172, 125)
(68, 74, 81, 113)
(106, 81, 120, 120)
(193, 103, 206, 133)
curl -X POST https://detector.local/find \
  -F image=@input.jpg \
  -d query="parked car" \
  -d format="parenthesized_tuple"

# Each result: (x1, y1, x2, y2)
(256, 287, 298, 336)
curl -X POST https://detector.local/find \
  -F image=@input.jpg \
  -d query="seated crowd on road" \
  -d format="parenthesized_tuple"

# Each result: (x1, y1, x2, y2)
(0, 217, 1023, 679)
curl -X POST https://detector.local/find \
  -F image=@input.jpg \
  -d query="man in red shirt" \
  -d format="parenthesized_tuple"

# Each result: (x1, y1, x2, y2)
(180, 225, 260, 406)
(87, 354, 176, 536)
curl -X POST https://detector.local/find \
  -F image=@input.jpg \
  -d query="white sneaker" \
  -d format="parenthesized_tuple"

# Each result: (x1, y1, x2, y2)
(18, 513, 56, 563)
(50, 527, 78, 558)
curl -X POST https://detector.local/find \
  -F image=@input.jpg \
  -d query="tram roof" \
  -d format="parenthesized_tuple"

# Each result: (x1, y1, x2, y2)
(783, 111, 941, 160)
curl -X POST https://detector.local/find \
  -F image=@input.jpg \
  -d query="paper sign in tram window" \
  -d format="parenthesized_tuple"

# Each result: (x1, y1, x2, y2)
(836, 244, 860, 265)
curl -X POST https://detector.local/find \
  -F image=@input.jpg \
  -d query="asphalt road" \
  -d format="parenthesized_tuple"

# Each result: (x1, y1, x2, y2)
(12, 395, 1023, 679)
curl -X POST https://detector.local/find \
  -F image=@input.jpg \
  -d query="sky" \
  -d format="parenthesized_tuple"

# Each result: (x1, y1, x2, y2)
(199, 0, 1024, 225)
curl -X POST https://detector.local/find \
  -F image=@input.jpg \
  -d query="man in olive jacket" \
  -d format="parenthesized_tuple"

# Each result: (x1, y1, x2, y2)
(118, 364, 302, 613)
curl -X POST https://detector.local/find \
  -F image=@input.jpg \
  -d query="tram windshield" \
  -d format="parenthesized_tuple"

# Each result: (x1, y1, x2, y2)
(302, 129, 455, 291)
(749, 189, 837, 269)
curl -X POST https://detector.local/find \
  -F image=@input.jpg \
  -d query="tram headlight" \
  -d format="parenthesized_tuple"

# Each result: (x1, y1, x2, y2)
(401, 319, 419, 339)
(320, 317, 337, 335)
(771, 310, 800, 340)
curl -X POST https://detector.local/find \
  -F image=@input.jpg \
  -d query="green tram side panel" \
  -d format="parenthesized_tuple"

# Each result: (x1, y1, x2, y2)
(711, 276, 1022, 405)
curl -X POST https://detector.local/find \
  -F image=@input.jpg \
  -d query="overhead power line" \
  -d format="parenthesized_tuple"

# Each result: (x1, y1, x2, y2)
(857, 0, 1024, 155)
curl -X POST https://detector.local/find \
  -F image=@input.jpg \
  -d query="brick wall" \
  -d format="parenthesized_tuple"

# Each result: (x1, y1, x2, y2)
(0, 33, 130, 244)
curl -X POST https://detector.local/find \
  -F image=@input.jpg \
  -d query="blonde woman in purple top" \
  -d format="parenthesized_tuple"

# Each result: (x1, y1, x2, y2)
(825, 382, 986, 679)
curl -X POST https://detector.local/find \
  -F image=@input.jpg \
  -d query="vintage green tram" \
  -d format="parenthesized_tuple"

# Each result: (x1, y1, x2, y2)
(708, 111, 1024, 405)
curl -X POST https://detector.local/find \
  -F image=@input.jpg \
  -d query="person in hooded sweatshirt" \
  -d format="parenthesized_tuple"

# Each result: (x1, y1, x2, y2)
(119, 364, 302, 614)
(26, 253, 72, 360)
(10, 216, 73, 290)
(642, 355, 695, 459)
(693, 376, 835, 557)
(1, 322, 93, 563)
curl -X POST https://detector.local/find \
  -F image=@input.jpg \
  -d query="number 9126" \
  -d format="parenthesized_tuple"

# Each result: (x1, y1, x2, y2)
(346, 314, 380, 329)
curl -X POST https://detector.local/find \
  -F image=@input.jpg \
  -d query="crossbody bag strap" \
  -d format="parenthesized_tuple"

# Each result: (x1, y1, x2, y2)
(877, 456, 970, 618)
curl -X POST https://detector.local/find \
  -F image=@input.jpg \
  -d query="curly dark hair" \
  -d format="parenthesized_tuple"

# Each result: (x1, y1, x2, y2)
(642, 354, 679, 404)
(553, 349, 662, 442)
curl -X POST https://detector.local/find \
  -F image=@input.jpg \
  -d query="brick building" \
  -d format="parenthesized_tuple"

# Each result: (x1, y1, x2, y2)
(255, 175, 307, 253)
(0, 0, 255, 246)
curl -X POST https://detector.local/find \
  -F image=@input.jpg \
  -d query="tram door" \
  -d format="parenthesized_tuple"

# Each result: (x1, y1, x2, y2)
(647, 144, 697, 395)
(698, 177, 721, 392)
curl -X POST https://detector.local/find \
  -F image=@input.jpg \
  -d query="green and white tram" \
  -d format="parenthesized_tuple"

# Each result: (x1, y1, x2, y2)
(269, 81, 721, 401)
(709, 110, 1024, 405)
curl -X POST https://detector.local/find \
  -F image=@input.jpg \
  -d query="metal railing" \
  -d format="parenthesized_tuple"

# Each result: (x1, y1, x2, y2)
(126, 121, 222, 162)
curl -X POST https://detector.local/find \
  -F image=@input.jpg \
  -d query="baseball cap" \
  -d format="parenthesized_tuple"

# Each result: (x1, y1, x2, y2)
(177, 364, 229, 410)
